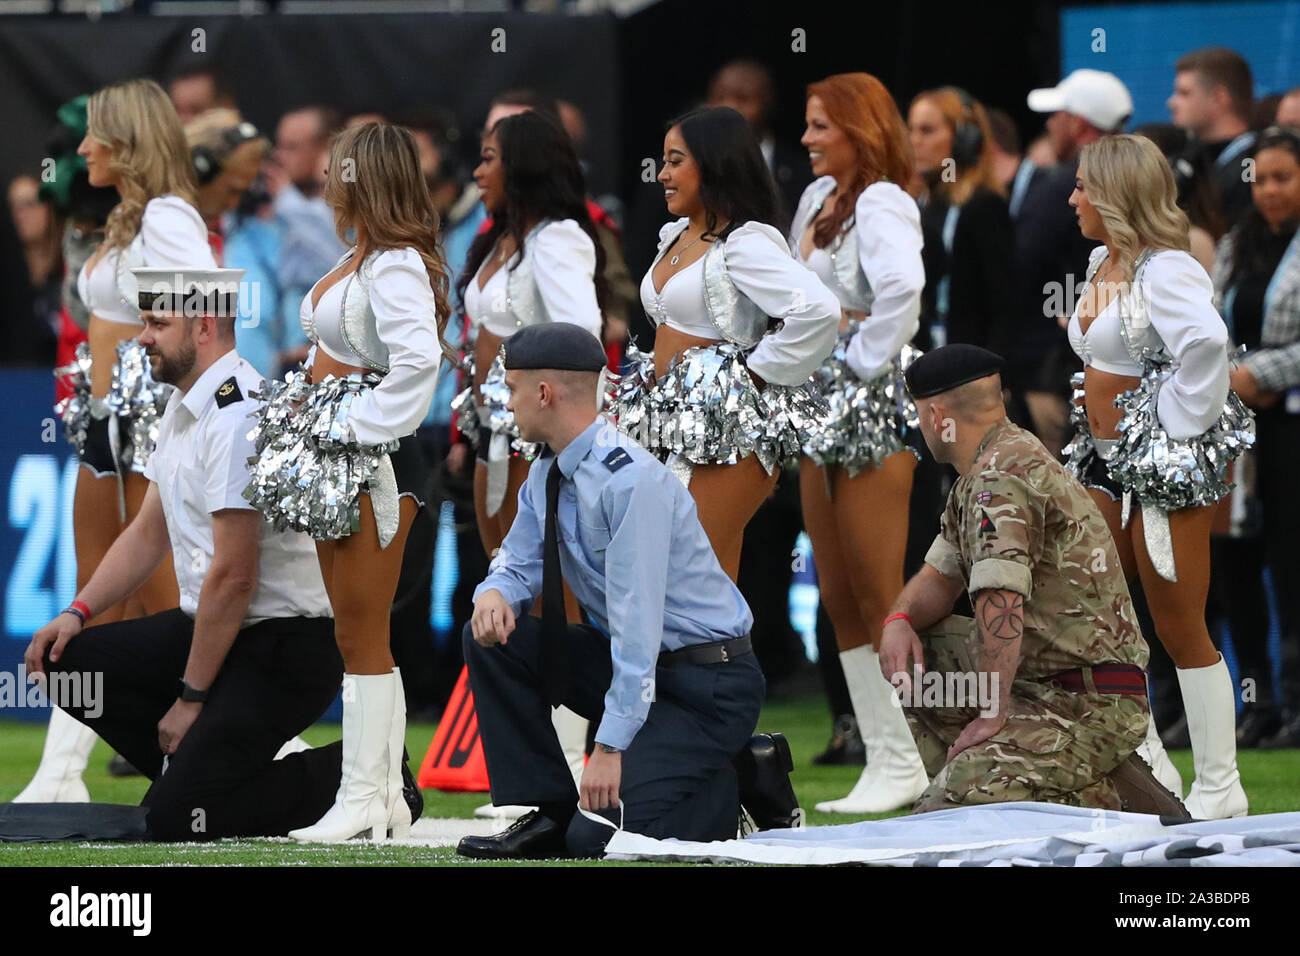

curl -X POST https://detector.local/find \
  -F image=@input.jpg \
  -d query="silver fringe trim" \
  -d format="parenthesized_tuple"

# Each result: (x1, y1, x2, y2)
(802, 330, 921, 476)
(53, 341, 96, 458)
(104, 339, 172, 474)
(242, 369, 403, 548)
(1062, 363, 1255, 581)
(608, 341, 827, 474)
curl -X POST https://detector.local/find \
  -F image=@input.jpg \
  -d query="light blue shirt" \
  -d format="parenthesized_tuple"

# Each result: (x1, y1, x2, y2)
(474, 417, 753, 750)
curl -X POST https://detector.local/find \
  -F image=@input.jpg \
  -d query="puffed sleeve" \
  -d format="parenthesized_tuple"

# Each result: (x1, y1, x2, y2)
(140, 196, 217, 268)
(843, 182, 925, 380)
(1142, 252, 1231, 439)
(344, 248, 442, 446)
(531, 219, 603, 341)
(727, 221, 841, 386)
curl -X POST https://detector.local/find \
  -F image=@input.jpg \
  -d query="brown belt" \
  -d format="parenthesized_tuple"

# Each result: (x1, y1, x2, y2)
(1040, 663, 1148, 697)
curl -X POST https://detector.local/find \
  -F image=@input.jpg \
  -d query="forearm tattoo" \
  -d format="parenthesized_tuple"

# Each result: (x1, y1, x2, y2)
(978, 590, 1024, 641)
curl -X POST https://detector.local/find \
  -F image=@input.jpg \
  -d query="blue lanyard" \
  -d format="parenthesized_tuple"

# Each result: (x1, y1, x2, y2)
(1213, 131, 1255, 171)
(1008, 159, 1036, 219)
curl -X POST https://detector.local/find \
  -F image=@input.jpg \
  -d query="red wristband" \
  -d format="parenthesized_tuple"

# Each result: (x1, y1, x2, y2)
(70, 599, 91, 618)
(883, 612, 912, 628)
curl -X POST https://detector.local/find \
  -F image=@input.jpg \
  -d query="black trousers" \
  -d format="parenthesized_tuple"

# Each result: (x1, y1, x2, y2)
(47, 608, 347, 841)
(462, 615, 763, 856)
(1256, 410, 1300, 712)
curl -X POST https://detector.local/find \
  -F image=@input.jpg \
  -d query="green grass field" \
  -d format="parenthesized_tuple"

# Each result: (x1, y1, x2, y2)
(2, 694, 1297, 866)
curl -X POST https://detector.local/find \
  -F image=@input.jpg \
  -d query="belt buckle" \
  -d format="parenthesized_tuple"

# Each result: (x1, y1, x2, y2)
(719, 644, 729, 663)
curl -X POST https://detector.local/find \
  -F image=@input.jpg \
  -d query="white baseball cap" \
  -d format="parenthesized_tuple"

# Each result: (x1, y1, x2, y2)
(1027, 69, 1134, 132)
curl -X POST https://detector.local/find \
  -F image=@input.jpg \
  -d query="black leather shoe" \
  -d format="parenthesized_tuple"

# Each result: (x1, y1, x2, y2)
(812, 715, 866, 766)
(107, 753, 143, 778)
(400, 748, 423, 825)
(457, 810, 569, 859)
(1236, 706, 1281, 749)
(734, 733, 802, 830)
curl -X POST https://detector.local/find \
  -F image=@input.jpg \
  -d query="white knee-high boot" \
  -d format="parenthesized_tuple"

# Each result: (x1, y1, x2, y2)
(815, 646, 929, 814)
(13, 706, 96, 803)
(1136, 711, 1185, 798)
(1179, 655, 1248, 820)
(289, 672, 396, 842)
(387, 668, 411, 839)
(475, 705, 588, 820)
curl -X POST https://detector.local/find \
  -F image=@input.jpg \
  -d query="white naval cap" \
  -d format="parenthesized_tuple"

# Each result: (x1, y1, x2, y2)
(131, 267, 246, 318)
(1028, 69, 1134, 132)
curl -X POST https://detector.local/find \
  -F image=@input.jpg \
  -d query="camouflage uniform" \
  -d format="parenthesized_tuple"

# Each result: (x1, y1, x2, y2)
(908, 418, 1150, 812)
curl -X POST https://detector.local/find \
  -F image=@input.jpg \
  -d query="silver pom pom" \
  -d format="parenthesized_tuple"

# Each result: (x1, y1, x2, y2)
(803, 327, 921, 476)
(53, 341, 96, 457)
(104, 339, 173, 473)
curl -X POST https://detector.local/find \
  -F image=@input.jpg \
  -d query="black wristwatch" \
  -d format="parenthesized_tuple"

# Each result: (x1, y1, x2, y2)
(178, 680, 209, 703)
(597, 743, 622, 754)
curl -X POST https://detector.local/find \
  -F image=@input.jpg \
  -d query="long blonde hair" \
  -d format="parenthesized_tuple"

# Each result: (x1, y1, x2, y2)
(87, 78, 200, 251)
(324, 122, 456, 363)
(1078, 134, 1191, 282)
(911, 88, 1002, 206)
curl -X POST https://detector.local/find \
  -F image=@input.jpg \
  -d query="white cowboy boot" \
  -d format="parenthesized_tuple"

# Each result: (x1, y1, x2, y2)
(1136, 711, 1185, 798)
(474, 705, 588, 820)
(815, 646, 929, 814)
(289, 672, 395, 842)
(387, 668, 412, 839)
(13, 706, 96, 803)
(1179, 655, 1249, 819)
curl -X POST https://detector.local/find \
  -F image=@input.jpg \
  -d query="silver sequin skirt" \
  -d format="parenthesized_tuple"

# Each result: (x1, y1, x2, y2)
(242, 368, 405, 543)
(801, 331, 922, 476)
(608, 341, 827, 474)
(450, 353, 541, 462)
(1062, 366, 1255, 511)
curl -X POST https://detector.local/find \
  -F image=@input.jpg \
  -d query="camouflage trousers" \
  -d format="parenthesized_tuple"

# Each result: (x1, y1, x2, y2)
(904, 615, 1149, 813)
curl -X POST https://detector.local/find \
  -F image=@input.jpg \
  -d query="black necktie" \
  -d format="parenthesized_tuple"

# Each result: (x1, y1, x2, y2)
(541, 457, 570, 704)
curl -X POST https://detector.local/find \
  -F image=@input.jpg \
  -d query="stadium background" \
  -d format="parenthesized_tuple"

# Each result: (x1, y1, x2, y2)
(2, 0, 1299, 722)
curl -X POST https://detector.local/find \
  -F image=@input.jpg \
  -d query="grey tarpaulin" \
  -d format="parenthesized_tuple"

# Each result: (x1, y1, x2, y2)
(604, 802, 1300, 866)
(0, 803, 148, 843)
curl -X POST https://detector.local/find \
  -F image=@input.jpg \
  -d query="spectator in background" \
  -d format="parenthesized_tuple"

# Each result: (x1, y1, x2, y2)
(707, 59, 810, 231)
(1212, 127, 1300, 750)
(986, 107, 1035, 218)
(1136, 124, 1226, 272)
(1168, 47, 1257, 226)
(183, 110, 280, 378)
(266, 105, 346, 372)
(1277, 87, 1300, 128)
(1017, 69, 1132, 455)
(908, 88, 1013, 354)
(1252, 95, 1284, 133)
(167, 64, 236, 126)
(8, 175, 61, 360)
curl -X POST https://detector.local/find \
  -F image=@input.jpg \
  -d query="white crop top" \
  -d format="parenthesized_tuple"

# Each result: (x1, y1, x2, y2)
(792, 180, 924, 380)
(1068, 245, 1231, 440)
(300, 246, 444, 446)
(639, 219, 841, 387)
(462, 218, 602, 339)
(77, 195, 214, 326)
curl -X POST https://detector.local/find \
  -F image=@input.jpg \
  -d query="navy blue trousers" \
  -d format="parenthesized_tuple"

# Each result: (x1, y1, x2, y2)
(462, 615, 763, 856)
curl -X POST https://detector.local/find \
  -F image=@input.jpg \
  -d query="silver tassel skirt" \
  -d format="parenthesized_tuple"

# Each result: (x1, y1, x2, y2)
(608, 341, 827, 475)
(242, 369, 405, 548)
(801, 330, 922, 476)
(102, 339, 172, 474)
(450, 353, 541, 461)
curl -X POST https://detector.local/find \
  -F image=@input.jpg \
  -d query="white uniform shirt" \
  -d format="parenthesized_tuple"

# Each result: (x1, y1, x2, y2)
(143, 348, 332, 624)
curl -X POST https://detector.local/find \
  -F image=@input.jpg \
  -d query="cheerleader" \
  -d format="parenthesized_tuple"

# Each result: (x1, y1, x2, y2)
(244, 123, 453, 841)
(453, 109, 606, 818)
(15, 79, 214, 804)
(790, 74, 930, 813)
(613, 106, 840, 581)
(1065, 133, 1253, 818)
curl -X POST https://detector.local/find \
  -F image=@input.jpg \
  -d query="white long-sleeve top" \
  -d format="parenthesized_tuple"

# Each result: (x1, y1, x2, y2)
(1068, 246, 1230, 439)
(640, 218, 840, 386)
(78, 194, 215, 326)
(302, 246, 442, 445)
(463, 218, 602, 340)
(793, 180, 925, 380)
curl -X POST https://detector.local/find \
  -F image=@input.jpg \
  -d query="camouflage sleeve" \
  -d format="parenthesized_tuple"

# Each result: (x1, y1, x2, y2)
(966, 472, 1042, 599)
(923, 500, 964, 581)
